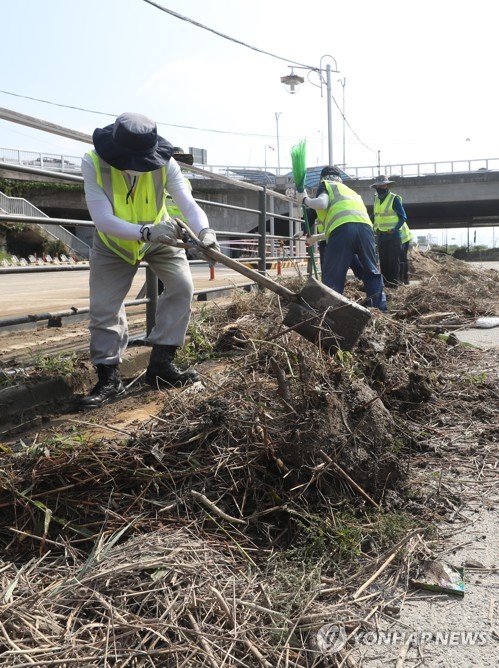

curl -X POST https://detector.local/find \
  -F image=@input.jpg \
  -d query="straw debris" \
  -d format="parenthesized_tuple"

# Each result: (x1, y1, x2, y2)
(0, 251, 498, 666)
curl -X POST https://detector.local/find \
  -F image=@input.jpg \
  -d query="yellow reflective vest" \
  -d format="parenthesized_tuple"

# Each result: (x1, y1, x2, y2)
(322, 180, 372, 240)
(373, 192, 402, 232)
(401, 221, 412, 244)
(88, 151, 168, 265)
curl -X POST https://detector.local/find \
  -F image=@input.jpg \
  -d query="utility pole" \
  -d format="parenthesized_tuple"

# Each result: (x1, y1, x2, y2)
(280, 55, 339, 167)
(338, 77, 346, 167)
(325, 63, 333, 165)
(275, 112, 282, 175)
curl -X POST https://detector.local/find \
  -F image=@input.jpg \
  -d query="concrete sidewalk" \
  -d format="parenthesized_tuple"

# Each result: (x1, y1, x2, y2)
(455, 325, 499, 350)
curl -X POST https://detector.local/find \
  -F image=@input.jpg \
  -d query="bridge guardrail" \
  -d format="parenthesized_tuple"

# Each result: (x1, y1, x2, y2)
(0, 147, 81, 173)
(2, 146, 499, 182)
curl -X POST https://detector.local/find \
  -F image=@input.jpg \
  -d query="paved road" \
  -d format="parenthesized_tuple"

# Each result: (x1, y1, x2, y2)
(0, 263, 298, 319)
(453, 261, 499, 349)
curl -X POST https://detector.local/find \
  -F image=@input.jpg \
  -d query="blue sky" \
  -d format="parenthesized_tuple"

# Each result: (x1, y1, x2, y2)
(1, 0, 498, 175)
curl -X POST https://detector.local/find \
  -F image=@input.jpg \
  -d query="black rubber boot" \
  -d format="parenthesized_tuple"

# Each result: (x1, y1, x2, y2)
(145, 345, 199, 388)
(78, 364, 126, 409)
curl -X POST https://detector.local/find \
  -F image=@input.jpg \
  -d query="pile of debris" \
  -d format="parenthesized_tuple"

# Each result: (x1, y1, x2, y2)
(393, 249, 499, 327)
(0, 253, 498, 666)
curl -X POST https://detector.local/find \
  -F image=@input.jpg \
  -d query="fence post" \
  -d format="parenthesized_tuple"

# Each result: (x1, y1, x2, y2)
(258, 187, 267, 281)
(145, 264, 158, 336)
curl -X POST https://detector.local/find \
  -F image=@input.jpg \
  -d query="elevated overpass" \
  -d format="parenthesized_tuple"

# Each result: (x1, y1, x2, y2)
(346, 170, 499, 231)
(1, 146, 499, 235)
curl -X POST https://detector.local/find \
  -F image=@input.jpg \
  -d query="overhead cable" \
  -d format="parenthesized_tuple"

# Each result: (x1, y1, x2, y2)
(0, 89, 286, 140)
(142, 0, 374, 153)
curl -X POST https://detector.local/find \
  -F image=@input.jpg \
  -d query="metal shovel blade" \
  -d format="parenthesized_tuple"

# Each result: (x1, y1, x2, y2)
(176, 221, 371, 353)
(283, 277, 371, 352)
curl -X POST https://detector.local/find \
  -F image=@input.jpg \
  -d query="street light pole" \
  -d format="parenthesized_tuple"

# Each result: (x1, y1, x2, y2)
(264, 144, 276, 253)
(264, 144, 275, 175)
(338, 77, 346, 167)
(275, 112, 282, 175)
(325, 62, 333, 165)
(280, 55, 339, 167)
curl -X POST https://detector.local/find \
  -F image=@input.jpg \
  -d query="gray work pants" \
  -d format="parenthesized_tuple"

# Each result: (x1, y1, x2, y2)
(88, 236, 194, 366)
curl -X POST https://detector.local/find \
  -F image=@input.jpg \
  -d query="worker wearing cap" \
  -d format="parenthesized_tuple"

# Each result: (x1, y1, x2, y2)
(370, 175, 407, 287)
(296, 166, 387, 311)
(79, 113, 220, 409)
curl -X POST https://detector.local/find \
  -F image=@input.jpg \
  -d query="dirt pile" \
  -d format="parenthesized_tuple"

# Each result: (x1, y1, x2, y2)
(1, 297, 411, 554)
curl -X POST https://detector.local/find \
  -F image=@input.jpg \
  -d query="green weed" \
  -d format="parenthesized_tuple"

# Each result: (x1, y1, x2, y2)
(179, 311, 214, 363)
(464, 372, 487, 384)
(27, 350, 77, 376)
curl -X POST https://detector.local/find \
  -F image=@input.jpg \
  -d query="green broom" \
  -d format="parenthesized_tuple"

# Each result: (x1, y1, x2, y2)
(290, 139, 318, 278)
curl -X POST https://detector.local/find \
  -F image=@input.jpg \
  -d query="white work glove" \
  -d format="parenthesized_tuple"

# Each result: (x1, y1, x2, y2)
(305, 233, 326, 247)
(295, 188, 309, 205)
(139, 220, 181, 245)
(198, 228, 221, 253)
(186, 228, 220, 267)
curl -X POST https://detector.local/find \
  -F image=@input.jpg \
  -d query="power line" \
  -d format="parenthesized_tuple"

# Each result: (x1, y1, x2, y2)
(0, 89, 285, 140)
(142, 0, 317, 70)
(0, 2, 373, 154)
(142, 0, 375, 155)
(330, 95, 376, 155)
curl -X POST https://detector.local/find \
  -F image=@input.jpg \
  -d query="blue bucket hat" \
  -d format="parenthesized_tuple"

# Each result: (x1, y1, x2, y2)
(93, 112, 173, 171)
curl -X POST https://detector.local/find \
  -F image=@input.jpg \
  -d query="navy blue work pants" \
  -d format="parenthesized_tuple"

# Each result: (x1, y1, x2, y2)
(377, 233, 402, 287)
(322, 223, 387, 311)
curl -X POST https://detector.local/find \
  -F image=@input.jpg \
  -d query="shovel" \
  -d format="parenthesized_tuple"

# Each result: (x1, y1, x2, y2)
(177, 221, 371, 353)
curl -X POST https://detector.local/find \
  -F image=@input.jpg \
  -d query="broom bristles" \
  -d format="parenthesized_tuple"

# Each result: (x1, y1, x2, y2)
(290, 139, 318, 278)
(290, 139, 307, 193)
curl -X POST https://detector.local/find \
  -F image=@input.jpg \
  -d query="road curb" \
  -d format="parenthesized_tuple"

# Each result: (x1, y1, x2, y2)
(0, 348, 151, 435)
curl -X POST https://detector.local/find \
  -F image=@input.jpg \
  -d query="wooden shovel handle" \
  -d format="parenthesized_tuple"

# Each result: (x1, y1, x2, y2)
(176, 220, 298, 303)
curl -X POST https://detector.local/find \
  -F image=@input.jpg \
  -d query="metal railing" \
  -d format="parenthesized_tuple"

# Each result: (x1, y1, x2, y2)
(0, 169, 310, 333)
(184, 158, 499, 181)
(0, 190, 90, 259)
(0, 147, 81, 173)
(2, 146, 499, 183)
(343, 158, 499, 180)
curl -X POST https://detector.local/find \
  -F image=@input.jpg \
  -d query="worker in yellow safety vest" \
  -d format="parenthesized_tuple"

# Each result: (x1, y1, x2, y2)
(79, 113, 220, 409)
(304, 178, 366, 281)
(370, 175, 408, 288)
(296, 166, 387, 311)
